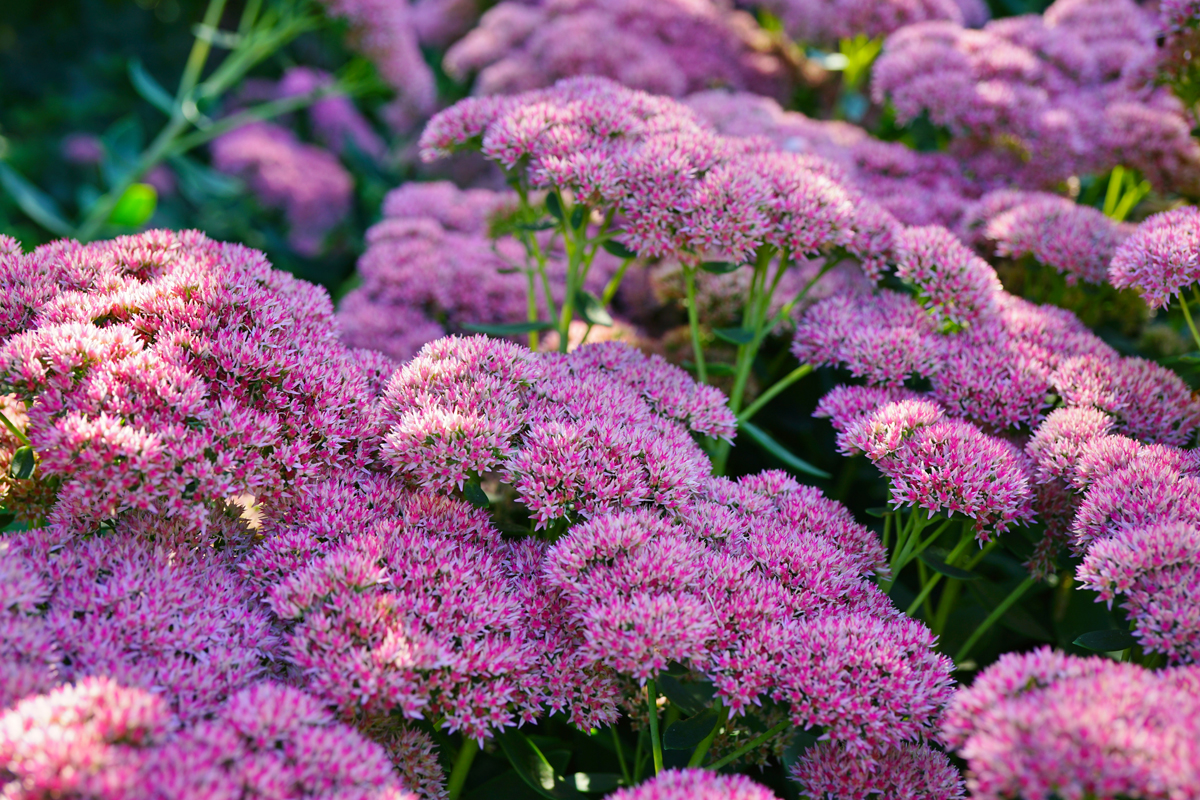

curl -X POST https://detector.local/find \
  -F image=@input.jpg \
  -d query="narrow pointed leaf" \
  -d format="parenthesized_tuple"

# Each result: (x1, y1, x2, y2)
(495, 729, 585, 800)
(462, 321, 554, 336)
(712, 327, 755, 346)
(1074, 629, 1138, 652)
(545, 192, 564, 221)
(128, 58, 176, 115)
(684, 360, 735, 377)
(700, 261, 740, 274)
(663, 709, 719, 750)
(575, 290, 613, 327)
(601, 240, 636, 259)
(569, 205, 586, 229)
(657, 674, 715, 716)
(739, 421, 832, 479)
(919, 551, 980, 581)
(0, 163, 73, 236)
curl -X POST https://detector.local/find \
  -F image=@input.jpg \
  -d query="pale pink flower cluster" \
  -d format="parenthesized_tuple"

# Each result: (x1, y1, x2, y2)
(0, 525, 274, 718)
(1109, 206, 1200, 309)
(245, 475, 542, 742)
(608, 769, 780, 799)
(0, 230, 388, 533)
(420, 77, 892, 268)
(945, 649, 1200, 800)
(0, 677, 416, 800)
(538, 475, 952, 754)
(381, 337, 734, 526)
(873, 0, 1200, 194)
(833, 396, 1034, 537)
(965, 189, 1131, 284)
(444, 0, 785, 99)
(686, 90, 981, 231)
(313, 0, 438, 131)
(210, 122, 353, 256)
(791, 740, 965, 800)
(337, 181, 622, 362)
(759, 0, 988, 47)
(800, 287, 1200, 441)
(277, 67, 387, 160)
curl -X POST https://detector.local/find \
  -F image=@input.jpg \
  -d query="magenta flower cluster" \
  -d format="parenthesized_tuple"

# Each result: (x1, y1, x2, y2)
(0, 230, 387, 534)
(944, 649, 1200, 799)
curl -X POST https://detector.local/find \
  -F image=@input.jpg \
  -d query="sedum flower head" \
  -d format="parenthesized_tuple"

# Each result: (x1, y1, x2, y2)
(1109, 206, 1200, 310)
(791, 741, 966, 800)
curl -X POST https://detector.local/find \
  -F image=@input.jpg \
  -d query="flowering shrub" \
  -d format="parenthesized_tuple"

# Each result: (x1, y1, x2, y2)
(9, 0, 1200, 796)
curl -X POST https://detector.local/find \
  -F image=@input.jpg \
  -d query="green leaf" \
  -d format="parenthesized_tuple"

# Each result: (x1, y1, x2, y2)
(462, 321, 555, 336)
(657, 674, 715, 716)
(9, 446, 35, 481)
(864, 506, 891, 518)
(128, 58, 176, 116)
(1074, 629, 1138, 652)
(601, 240, 636, 259)
(574, 290, 613, 327)
(712, 327, 755, 346)
(495, 729, 585, 800)
(972, 581, 1053, 642)
(739, 421, 832, 479)
(545, 192, 564, 222)
(569, 205, 586, 229)
(0, 163, 73, 236)
(516, 220, 556, 232)
(0, 512, 15, 529)
(568, 774, 621, 793)
(919, 551, 980, 581)
(700, 260, 740, 274)
(684, 360, 735, 377)
(463, 480, 490, 509)
(663, 709, 718, 750)
(108, 183, 158, 228)
(169, 155, 244, 200)
(465, 770, 544, 800)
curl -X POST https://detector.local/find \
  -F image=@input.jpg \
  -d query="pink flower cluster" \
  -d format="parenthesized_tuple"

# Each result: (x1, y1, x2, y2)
(791, 740, 965, 800)
(210, 122, 353, 256)
(277, 67, 387, 160)
(0, 677, 416, 799)
(873, 0, 1200, 194)
(538, 474, 951, 754)
(420, 77, 893, 267)
(1109, 206, 1200, 310)
(962, 189, 1131, 285)
(381, 337, 734, 525)
(0, 230, 388, 533)
(759, 0, 988, 47)
(945, 648, 1200, 800)
(686, 90, 983, 231)
(313, 0, 438, 131)
(1, 524, 274, 718)
(608, 769, 780, 799)
(336, 181, 622, 362)
(443, 0, 785, 99)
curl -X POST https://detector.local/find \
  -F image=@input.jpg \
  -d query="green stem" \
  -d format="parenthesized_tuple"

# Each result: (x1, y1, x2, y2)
(168, 87, 337, 153)
(601, 257, 635, 306)
(683, 263, 708, 385)
(687, 702, 725, 768)
(0, 412, 30, 446)
(738, 364, 812, 423)
(935, 540, 997, 635)
(446, 738, 479, 800)
(646, 680, 664, 775)
(634, 727, 648, 782)
(1183, 292, 1200, 354)
(904, 527, 974, 617)
(612, 725, 632, 787)
(705, 719, 789, 771)
(954, 575, 1036, 664)
(176, 0, 229, 105)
